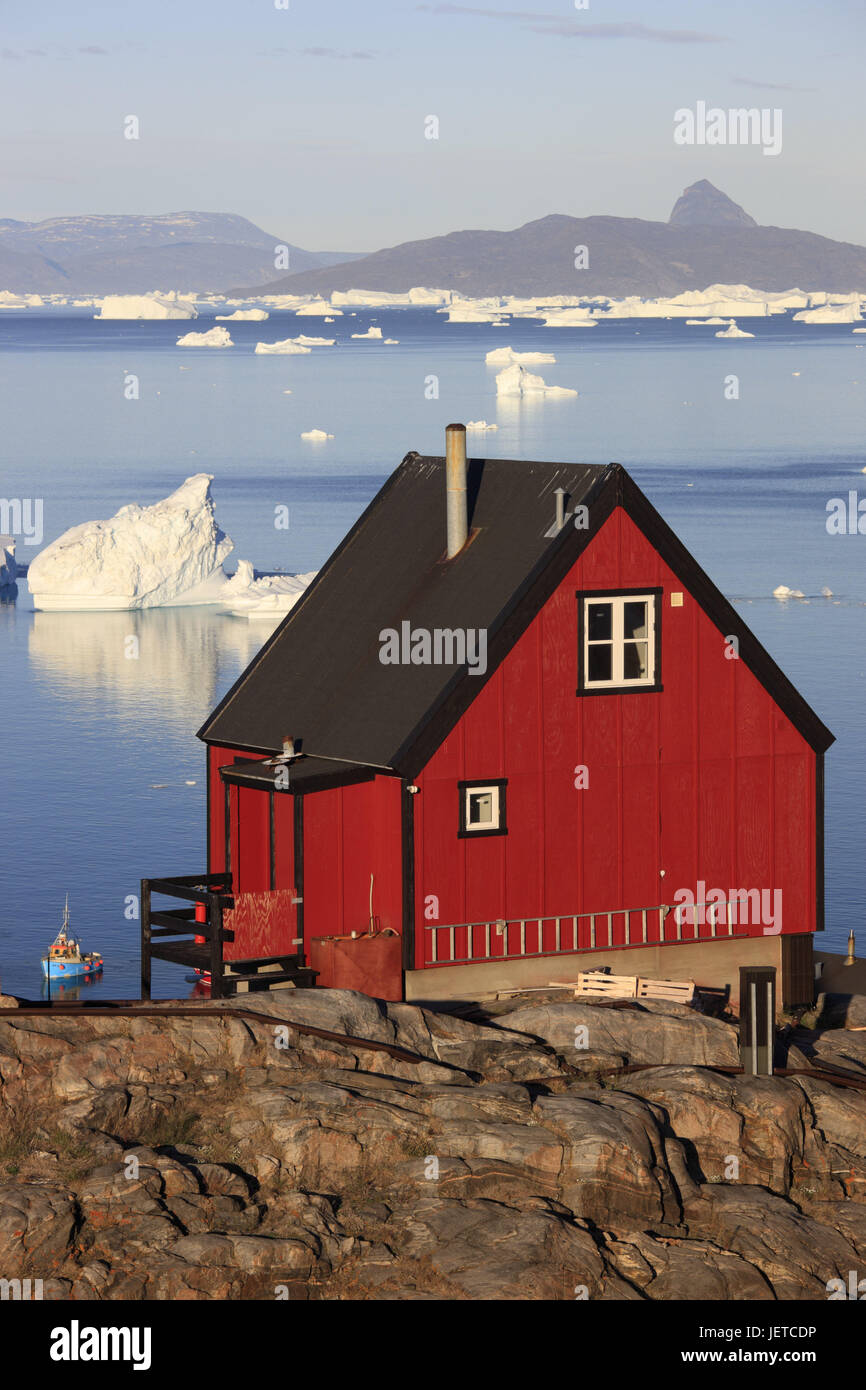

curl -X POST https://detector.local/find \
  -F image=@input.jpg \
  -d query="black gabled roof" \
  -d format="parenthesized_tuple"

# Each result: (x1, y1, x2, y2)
(198, 451, 834, 773)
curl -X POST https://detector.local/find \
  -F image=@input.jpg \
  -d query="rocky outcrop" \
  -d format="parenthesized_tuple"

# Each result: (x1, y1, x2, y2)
(0, 989, 865, 1299)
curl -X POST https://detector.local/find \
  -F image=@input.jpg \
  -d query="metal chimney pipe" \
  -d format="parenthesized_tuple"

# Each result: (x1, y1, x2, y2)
(445, 423, 468, 558)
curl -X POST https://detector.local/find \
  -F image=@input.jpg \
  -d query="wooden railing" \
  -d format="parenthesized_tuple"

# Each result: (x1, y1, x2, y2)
(140, 873, 233, 999)
(424, 899, 748, 967)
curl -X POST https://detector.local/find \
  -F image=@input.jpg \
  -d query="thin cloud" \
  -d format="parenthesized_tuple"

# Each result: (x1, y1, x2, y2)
(261, 46, 378, 59)
(731, 75, 814, 92)
(302, 47, 377, 59)
(78, 45, 109, 56)
(418, 5, 724, 43)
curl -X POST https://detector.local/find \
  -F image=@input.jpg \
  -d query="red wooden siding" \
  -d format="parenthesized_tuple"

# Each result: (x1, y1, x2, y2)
(412, 506, 816, 968)
(303, 775, 403, 941)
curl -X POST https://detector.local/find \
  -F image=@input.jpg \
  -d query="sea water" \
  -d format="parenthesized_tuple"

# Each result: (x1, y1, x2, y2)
(0, 307, 862, 996)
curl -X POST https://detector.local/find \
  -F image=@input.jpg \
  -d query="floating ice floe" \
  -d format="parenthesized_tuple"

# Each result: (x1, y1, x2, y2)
(300, 429, 334, 441)
(295, 299, 337, 316)
(540, 308, 597, 327)
(715, 320, 755, 339)
(215, 308, 269, 321)
(221, 560, 316, 620)
(0, 535, 16, 588)
(27, 475, 234, 611)
(176, 326, 233, 348)
(821, 587, 834, 597)
(255, 338, 311, 355)
(686, 317, 729, 325)
(466, 421, 498, 432)
(773, 585, 806, 600)
(853, 328, 866, 334)
(495, 363, 577, 398)
(485, 346, 556, 365)
(0, 291, 44, 309)
(293, 335, 335, 346)
(794, 302, 864, 324)
(384, 338, 400, 344)
(95, 294, 198, 320)
(350, 326, 383, 340)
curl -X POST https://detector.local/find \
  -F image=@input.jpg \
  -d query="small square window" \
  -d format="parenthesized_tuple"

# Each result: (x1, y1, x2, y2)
(577, 590, 662, 694)
(458, 780, 507, 837)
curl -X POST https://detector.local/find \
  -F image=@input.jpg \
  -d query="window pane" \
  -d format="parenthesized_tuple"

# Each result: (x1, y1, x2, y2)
(587, 644, 612, 682)
(624, 601, 648, 640)
(468, 791, 494, 824)
(623, 641, 649, 680)
(587, 602, 612, 641)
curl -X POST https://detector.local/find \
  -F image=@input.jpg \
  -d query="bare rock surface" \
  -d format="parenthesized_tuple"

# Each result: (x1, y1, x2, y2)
(0, 987, 864, 1300)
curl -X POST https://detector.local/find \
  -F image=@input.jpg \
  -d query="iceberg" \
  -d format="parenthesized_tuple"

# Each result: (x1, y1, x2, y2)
(540, 307, 597, 327)
(295, 299, 336, 316)
(793, 302, 863, 324)
(686, 317, 729, 325)
(27, 474, 234, 611)
(0, 535, 16, 588)
(176, 326, 233, 347)
(255, 338, 311, 355)
(485, 346, 556, 365)
(350, 326, 383, 339)
(466, 420, 498, 432)
(215, 308, 269, 321)
(293, 335, 335, 346)
(495, 363, 577, 398)
(223, 561, 317, 620)
(715, 320, 755, 338)
(773, 585, 805, 600)
(300, 429, 334, 441)
(95, 294, 198, 320)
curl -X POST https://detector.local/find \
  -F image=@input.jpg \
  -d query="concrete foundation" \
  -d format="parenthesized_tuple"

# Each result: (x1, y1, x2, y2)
(406, 933, 788, 1008)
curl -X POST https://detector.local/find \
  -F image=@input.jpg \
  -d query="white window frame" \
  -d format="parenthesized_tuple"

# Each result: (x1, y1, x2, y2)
(459, 780, 507, 837)
(581, 592, 658, 690)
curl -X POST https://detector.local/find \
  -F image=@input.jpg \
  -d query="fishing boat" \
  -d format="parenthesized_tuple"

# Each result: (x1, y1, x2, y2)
(41, 897, 103, 982)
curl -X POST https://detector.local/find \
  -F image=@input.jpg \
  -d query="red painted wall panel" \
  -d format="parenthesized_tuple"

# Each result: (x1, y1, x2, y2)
(413, 505, 817, 969)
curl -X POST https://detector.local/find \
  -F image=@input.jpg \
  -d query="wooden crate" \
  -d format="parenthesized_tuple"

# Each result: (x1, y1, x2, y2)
(636, 977, 696, 1005)
(574, 972, 638, 1000)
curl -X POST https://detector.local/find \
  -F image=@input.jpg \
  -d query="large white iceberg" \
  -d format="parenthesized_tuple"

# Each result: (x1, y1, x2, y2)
(486, 346, 556, 365)
(350, 326, 383, 340)
(495, 364, 577, 398)
(0, 535, 16, 588)
(176, 326, 233, 347)
(27, 474, 233, 611)
(793, 302, 863, 324)
(300, 428, 334, 441)
(95, 294, 198, 320)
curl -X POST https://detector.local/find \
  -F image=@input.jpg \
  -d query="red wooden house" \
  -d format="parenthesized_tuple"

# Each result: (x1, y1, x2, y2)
(141, 426, 832, 1008)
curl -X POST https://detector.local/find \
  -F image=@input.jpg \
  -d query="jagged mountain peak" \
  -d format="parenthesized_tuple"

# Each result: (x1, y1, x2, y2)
(668, 180, 758, 229)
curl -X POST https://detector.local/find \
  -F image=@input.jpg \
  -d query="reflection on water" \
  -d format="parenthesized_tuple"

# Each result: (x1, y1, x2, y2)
(29, 606, 268, 731)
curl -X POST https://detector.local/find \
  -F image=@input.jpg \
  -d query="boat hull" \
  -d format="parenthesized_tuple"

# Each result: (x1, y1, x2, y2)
(41, 958, 103, 980)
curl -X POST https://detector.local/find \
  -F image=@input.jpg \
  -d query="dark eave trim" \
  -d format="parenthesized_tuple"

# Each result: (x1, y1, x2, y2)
(218, 758, 377, 796)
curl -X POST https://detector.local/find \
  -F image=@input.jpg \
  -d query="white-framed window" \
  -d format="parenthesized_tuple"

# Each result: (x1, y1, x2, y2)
(458, 780, 507, 837)
(578, 590, 661, 692)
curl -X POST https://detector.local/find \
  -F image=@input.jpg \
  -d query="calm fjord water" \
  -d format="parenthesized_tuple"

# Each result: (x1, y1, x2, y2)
(0, 308, 863, 996)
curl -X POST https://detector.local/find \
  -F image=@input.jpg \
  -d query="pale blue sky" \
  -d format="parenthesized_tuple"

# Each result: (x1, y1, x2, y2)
(1, 0, 863, 250)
